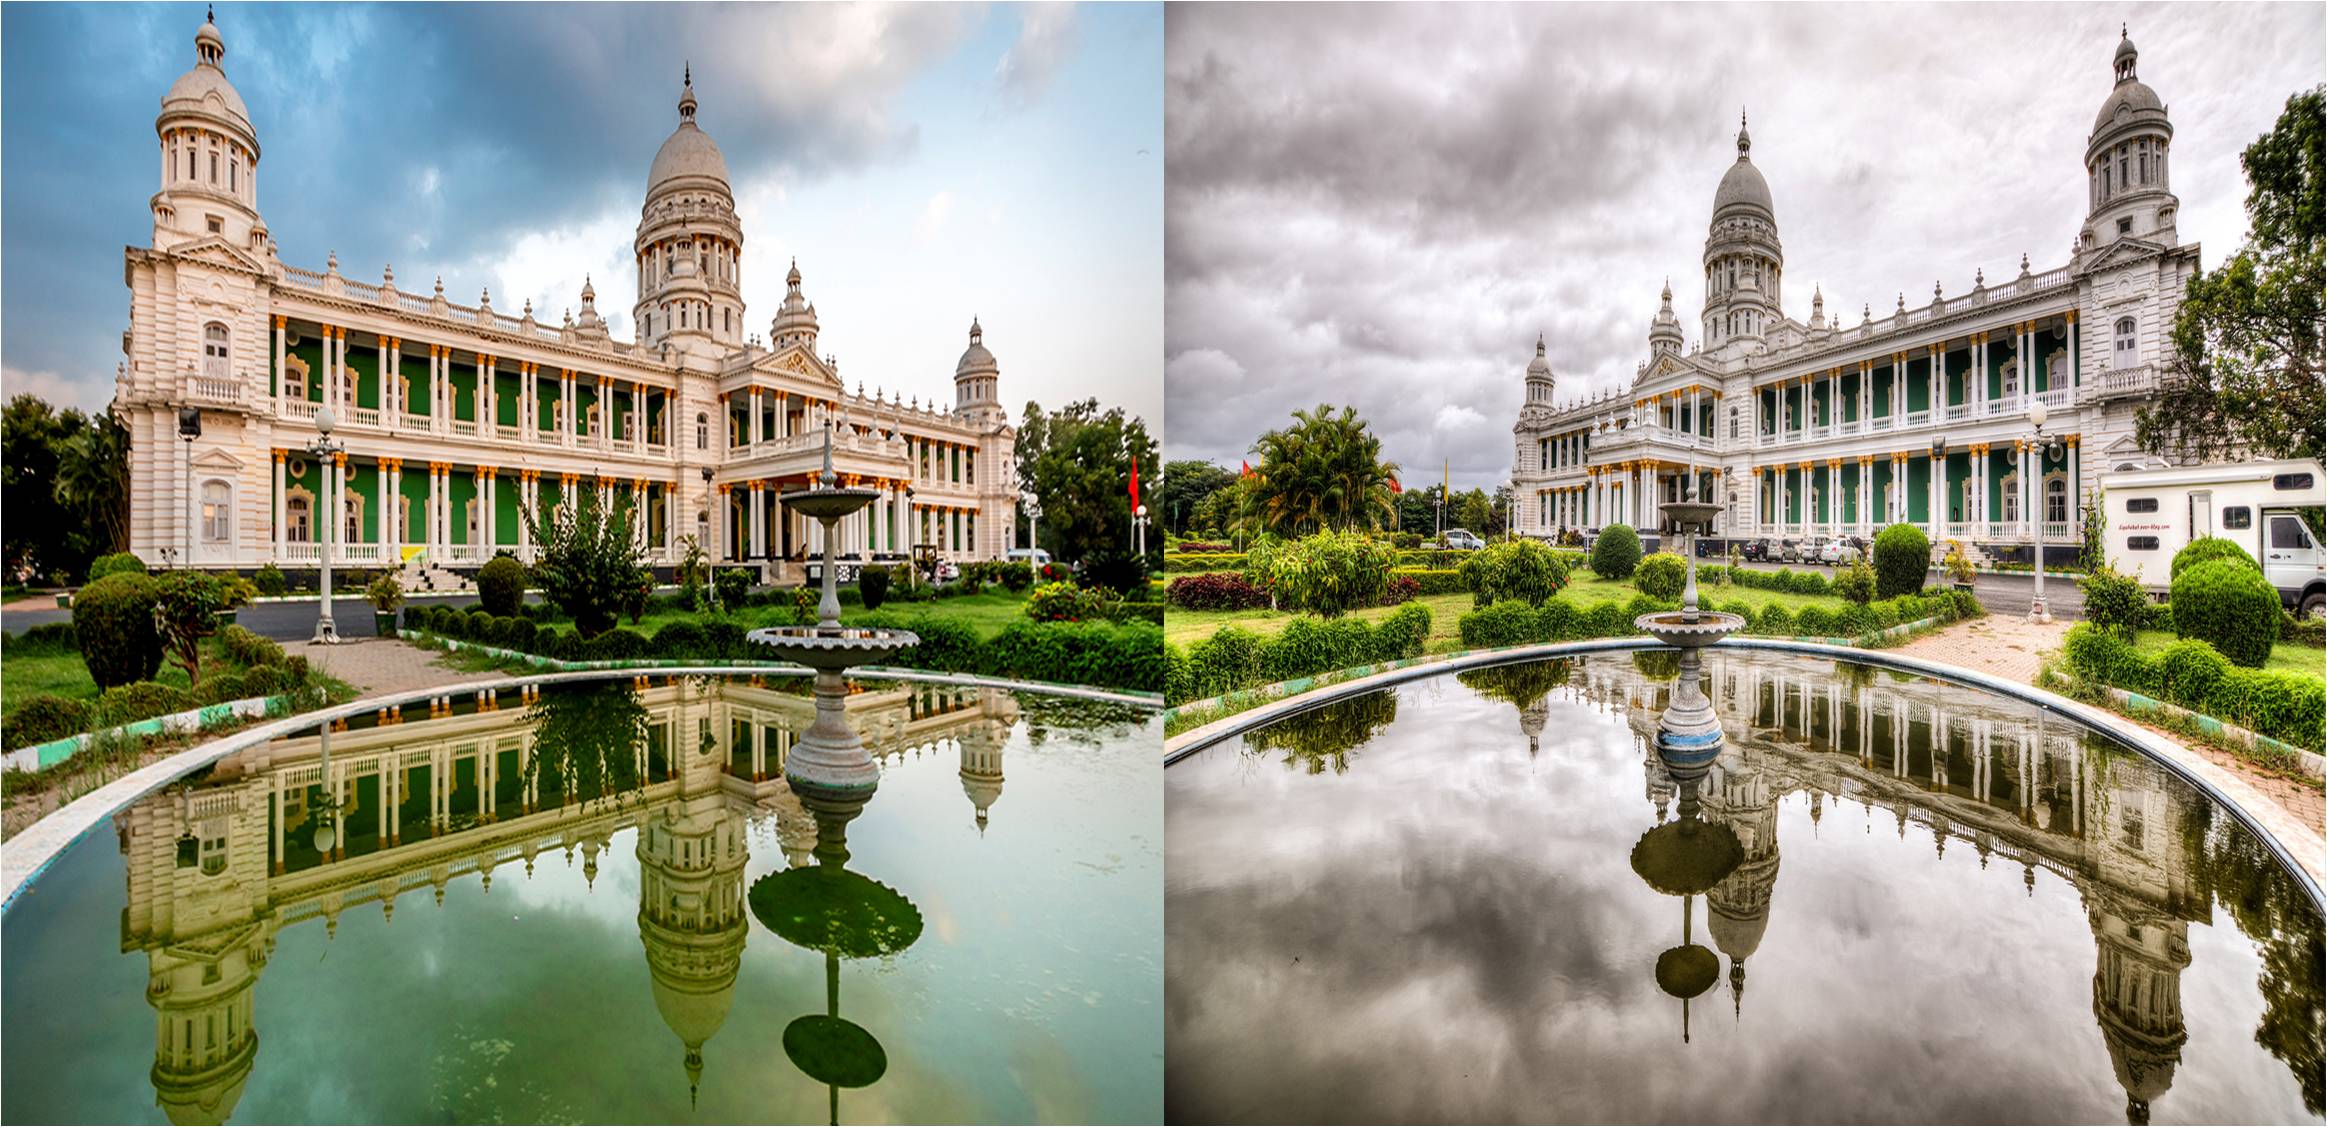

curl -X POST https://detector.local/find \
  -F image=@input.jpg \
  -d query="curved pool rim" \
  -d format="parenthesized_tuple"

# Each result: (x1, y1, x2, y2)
(1164, 636, 2325, 913)
(2, 665, 1157, 914)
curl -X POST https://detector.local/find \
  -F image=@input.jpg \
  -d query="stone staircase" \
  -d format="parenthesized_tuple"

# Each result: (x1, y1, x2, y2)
(393, 554, 469, 595)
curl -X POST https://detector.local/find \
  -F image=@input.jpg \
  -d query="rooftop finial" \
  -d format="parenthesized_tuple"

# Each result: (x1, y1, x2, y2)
(207, 4, 214, 23)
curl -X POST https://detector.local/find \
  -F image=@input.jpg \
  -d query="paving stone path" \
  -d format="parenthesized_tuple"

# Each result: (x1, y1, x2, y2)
(280, 638, 501, 697)
(1894, 616, 2323, 876)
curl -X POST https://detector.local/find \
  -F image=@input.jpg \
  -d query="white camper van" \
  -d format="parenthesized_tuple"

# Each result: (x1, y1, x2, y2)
(2097, 459, 2326, 616)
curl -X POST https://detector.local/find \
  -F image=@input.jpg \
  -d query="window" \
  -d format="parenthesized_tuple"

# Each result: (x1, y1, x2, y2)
(209, 151, 218, 184)
(2272, 473, 2315, 491)
(229, 160, 237, 192)
(2222, 506, 2253, 530)
(695, 413, 708, 450)
(288, 494, 312, 542)
(2126, 536, 2160, 551)
(2117, 217, 2133, 236)
(203, 323, 230, 378)
(206, 215, 223, 234)
(2125, 497, 2159, 514)
(2046, 478, 2068, 524)
(2271, 515, 2313, 550)
(201, 481, 230, 542)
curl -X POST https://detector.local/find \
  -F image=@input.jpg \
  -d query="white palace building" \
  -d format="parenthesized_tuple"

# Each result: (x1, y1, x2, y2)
(1512, 30, 2196, 562)
(118, 14, 1017, 580)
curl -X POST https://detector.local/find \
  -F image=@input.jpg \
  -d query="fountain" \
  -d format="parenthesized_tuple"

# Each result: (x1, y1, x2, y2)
(746, 425, 920, 796)
(1633, 477, 1745, 767)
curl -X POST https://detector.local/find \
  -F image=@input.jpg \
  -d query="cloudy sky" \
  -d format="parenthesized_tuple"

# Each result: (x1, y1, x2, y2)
(2, 2, 1161, 423)
(1164, 2, 2323, 490)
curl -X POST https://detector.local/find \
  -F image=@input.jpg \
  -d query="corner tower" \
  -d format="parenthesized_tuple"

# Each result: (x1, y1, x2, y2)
(152, 9, 266, 255)
(635, 67, 745, 360)
(2082, 29, 2177, 254)
(1701, 113, 1782, 350)
(954, 319, 1006, 426)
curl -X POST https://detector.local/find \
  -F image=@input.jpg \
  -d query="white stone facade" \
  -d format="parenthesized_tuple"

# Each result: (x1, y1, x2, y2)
(119, 16, 1018, 578)
(1512, 32, 2198, 561)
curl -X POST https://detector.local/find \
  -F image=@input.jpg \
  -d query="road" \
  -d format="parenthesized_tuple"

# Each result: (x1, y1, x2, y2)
(2, 593, 488, 641)
(1720, 560, 2085, 620)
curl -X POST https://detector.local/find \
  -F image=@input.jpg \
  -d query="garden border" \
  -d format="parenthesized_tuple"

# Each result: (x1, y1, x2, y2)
(3, 663, 1160, 914)
(1162, 636, 2324, 910)
(5, 693, 298, 772)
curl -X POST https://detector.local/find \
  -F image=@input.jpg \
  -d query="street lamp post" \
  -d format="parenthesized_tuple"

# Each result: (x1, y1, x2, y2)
(309, 406, 345, 644)
(1132, 504, 1149, 556)
(2024, 400, 2063, 624)
(177, 406, 202, 570)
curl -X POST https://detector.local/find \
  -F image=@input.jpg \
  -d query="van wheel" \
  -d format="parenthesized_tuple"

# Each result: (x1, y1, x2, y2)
(2303, 590, 2325, 620)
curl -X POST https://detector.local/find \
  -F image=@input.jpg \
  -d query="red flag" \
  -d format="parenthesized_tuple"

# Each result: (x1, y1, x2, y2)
(1390, 477, 1403, 494)
(1129, 457, 1142, 509)
(1240, 459, 1253, 479)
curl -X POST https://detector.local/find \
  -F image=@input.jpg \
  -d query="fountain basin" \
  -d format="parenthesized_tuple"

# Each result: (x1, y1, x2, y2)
(1632, 610, 1746, 648)
(745, 625, 919, 672)
(778, 486, 884, 522)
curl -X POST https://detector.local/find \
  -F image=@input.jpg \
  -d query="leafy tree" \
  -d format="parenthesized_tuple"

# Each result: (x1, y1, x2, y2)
(56, 411, 129, 562)
(1246, 404, 1401, 536)
(525, 494, 646, 638)
(1454, 488, 1493, 534)
(151, 571, 247, 687)
(3, 395, 86, 581)
(2137, 87, 2324, 463)
(1016, 398, 1158, 565)
(1158, 460, 1236, 536)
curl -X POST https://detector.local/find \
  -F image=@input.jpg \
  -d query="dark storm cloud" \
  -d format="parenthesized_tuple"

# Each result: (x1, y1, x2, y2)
(1163, 2, 2325, 489)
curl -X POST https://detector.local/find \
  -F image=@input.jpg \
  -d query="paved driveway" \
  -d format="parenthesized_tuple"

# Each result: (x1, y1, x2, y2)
(2, 593, 488, 641)
(1719, 560, 2083, 620)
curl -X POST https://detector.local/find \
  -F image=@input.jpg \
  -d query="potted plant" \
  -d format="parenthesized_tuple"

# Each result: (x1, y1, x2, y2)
(367, 573, 405, 635)
(1943, 541, 1978, 593)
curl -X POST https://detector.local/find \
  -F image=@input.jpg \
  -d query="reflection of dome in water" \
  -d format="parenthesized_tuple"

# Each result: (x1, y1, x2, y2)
(1519, 698, 1548, 754)
(958, 729, 1005, 830)
(637, 802, 750, 1105)
(2090, 895, 2191, 1126)
(1703, 748, 1782, 1014)
(1630, 816, 1743, 897)
(154, 1037, 258, 1126)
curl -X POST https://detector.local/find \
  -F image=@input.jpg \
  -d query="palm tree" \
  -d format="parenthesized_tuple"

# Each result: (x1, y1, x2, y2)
(56, 410, 130, 557)
(1246, 404, 1400, 536)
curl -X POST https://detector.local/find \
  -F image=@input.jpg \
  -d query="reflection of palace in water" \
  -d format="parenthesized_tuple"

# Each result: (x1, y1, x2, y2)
(116, 676, 1017, 1124)
(1530, 655, 2249, 1126)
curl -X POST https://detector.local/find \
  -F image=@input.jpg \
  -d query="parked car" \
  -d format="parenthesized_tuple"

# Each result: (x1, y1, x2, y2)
(1740, 538, 1772, 562)
(1441, 529, 1485, 551)
(1771, 537, 1804, 563)
(1004, 547, 1053, 566)
(1819, 537, 1865, 566)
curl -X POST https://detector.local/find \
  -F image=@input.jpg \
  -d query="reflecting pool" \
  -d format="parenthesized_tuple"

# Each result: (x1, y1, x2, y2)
(1165, 649, 2323, 1125)
(3, 674, 1163, 1124)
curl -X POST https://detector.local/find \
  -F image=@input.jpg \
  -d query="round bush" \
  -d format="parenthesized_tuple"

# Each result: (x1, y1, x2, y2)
(3, 694, 92, 750)
(1460, 539, 1570, 608)
(2170, 536, 2258, 580)
(476, 556, 527, 617)
(252, 564, 288, 597)
(1756, 605, 1795, 637)
(1590, 525, 1643, 580)
(650, 620, 709, 658)
(86, 552, 147, 583)
(2170, 558, 2280, 668)
(1795, 606, 1836, 637)
(95, 681, 196, 726)
(859, 565, 892, 610)
(1633, 553, 1687, 601)
(1871, 524, 1930, 600)
(71, 572, 163, 689)
(195, 671, 251, 706)
(2078, 564, 2150, 640)
(2155, 638, 2233, 705)
(1026, 581, 1103, 622)
(584, 628, 647, 661)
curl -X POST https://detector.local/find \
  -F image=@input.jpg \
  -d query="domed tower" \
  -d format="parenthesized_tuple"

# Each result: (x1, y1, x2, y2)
(2082, 28, 2178, 254)
(636, 798, 750, 1106)
(635, 67, 745, 359)
(958, 724, 1006, 831)
(1522, 335, 1556, 413)
(1648, 281, 1685, 358)
(146, 929, 267, 1126)
(2088, 887, 2191, 1125)
(152, 10, 266, 254)
(769, 259, 820, 354)
(1704, 747, 1782, 1019)
(954, 319, 1006, 426)
(1702, 113, 1783, 350)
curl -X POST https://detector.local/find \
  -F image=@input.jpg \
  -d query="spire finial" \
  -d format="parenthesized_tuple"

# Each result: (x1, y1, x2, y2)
(207, 4, 214, 23)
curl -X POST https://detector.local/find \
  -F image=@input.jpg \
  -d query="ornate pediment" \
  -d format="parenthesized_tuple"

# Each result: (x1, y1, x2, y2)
(168, 236, 267, 276)
(760, 344, 841, 389)
(191, 448, 246, 471)
(2078, 238, 2166, 276)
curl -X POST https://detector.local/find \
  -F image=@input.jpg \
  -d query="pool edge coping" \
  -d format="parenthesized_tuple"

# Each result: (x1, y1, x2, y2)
(2, 664, 1158, 915)
(1162, 637, 2326, 910)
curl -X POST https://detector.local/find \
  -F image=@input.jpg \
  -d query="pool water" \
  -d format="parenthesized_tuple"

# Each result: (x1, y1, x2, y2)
(1165, 649, 2324, 1125)
(2, 675, 1163, 1125)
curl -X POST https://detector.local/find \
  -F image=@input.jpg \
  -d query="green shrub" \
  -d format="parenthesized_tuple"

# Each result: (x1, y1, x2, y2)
(1372, 603, 1432, 660)
(1871, 524, 1930, 599)
(2079, 564, 2150, 640)
(1590, 524, 1642, 580)
(1459, 600, 1542, 648)
(1832, 559, 1876, 605)
(477, 556, 527, 616)
(859, 566, 891, 610)
(252, 563, 288, 597)
(1166, 644, 1194, 705)
(1587, 600, 1632, 637)
(1026, 580, 1106, 622)
(1245, 529, 1397, 618)
(285, 655, 310, 686)
(1633, 553, 1687, 601)
(651, 620, 708, 658)
(498, 616, 540, 652)
(2170, 558, 2280, 667)
(95, 680, 196, 726)
(1757, 605, 1795, 637)
(195, 671, 251, 706)
(997, 561, 1034, 593)
(983, 620, 1163, 691)
(2170, 536, 2258, 580)
(87, 552, 147, 583)
(584, 628, 648, 661)
(713, 567, 752, 609)
(4, 694, 92, 749)
(2154, 639, 2232, 705)
(1835, 604, 1879, 638)
(366, 573, 404, 613)
(2284, 611, 2326, 649)
(239, 665, 289, 698)
(72, 572, 163, 689)
(1795, 607, 1836, 637)
(1460, 539, 1570, 608)
(1389, 568, 1466, 596)
(2061, 623, 2323, 752)
(1186, 628, 1266, 699)
(218, 624, 285, 668)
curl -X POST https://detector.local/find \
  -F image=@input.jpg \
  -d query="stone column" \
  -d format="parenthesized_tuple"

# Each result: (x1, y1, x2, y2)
(272, 449, 287, 559)
(749, 481, 766, 559)
(383, 458, 401, 559)
(329, 451, 347, 564)
(273, 316, 287, 407)
(750, 387, 764, 448)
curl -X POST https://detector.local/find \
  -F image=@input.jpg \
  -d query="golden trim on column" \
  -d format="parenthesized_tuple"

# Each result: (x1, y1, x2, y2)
(272, 449, 286, 463)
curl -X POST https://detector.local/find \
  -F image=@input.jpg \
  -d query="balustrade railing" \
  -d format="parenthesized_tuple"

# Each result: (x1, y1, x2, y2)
(347, 406, 381, 428)
(449, 418, 478, 437)
(1905, 409, 1931, 428)
(281, 399, 319, 421)
(2042, 521, 2072, 543)
(1945, 403, 1973, 422)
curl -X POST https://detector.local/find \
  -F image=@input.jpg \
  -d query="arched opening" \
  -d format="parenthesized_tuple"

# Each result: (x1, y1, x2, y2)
(203, 323, 230, 379)
(2113, 317, 2138, 369)
(201, 479, 231, 542)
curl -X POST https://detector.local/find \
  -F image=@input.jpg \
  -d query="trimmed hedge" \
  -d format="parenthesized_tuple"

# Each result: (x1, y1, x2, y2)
(1590, 525, 1642, 580)
(95, 681, 197, 726)
(1454, 589, 1978, 650)
(72, 572, 164, 689)
(1871, 524, 1930, 599)
(2062, 623, 2323, 752)
(4, 694, 93, 750)
(2170, 536, 2257, 580)
(1167, 603, 1431, 706)
(218, 623, 286, 669)
(477, 556, 527, 616)
(2170, 558, 2280, 668)
(1633, 554, 1686, 601)
(2079, 564, 2149, 640)
(1167, 572, 1269, 611)
(87, 552, 147, 583)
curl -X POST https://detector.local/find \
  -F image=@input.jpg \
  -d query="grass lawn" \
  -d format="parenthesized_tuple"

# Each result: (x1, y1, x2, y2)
(4, 646, 202, 717)
(538, 588, 1066, 644)
(1163, 570, 1857, 654)
(2130, 630, 2325, 680)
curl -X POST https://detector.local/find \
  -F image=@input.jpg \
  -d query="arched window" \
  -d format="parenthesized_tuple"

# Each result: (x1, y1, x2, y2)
(2000, 474, 2020, 524)
(287, 493, 312, 542)
(203, 323, 230, 378)
(2113, 317, 2138, 368)
(201, 480, 231, 542)
(695, 412, 709, 450)
(2046, 477, 2069, 524)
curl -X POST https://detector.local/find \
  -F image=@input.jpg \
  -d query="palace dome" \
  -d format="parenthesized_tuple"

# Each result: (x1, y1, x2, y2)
(956, 319, 998, 376)
(161, 16, 252, 137)
(646, 71, 731, 200)
(2093, 31, 2165, 132)
(1712, 121, 1773, 222)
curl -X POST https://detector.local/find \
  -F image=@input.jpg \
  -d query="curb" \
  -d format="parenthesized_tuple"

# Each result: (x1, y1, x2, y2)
(2101, 685, 2327, 779)
(4, 692, 297, 772)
